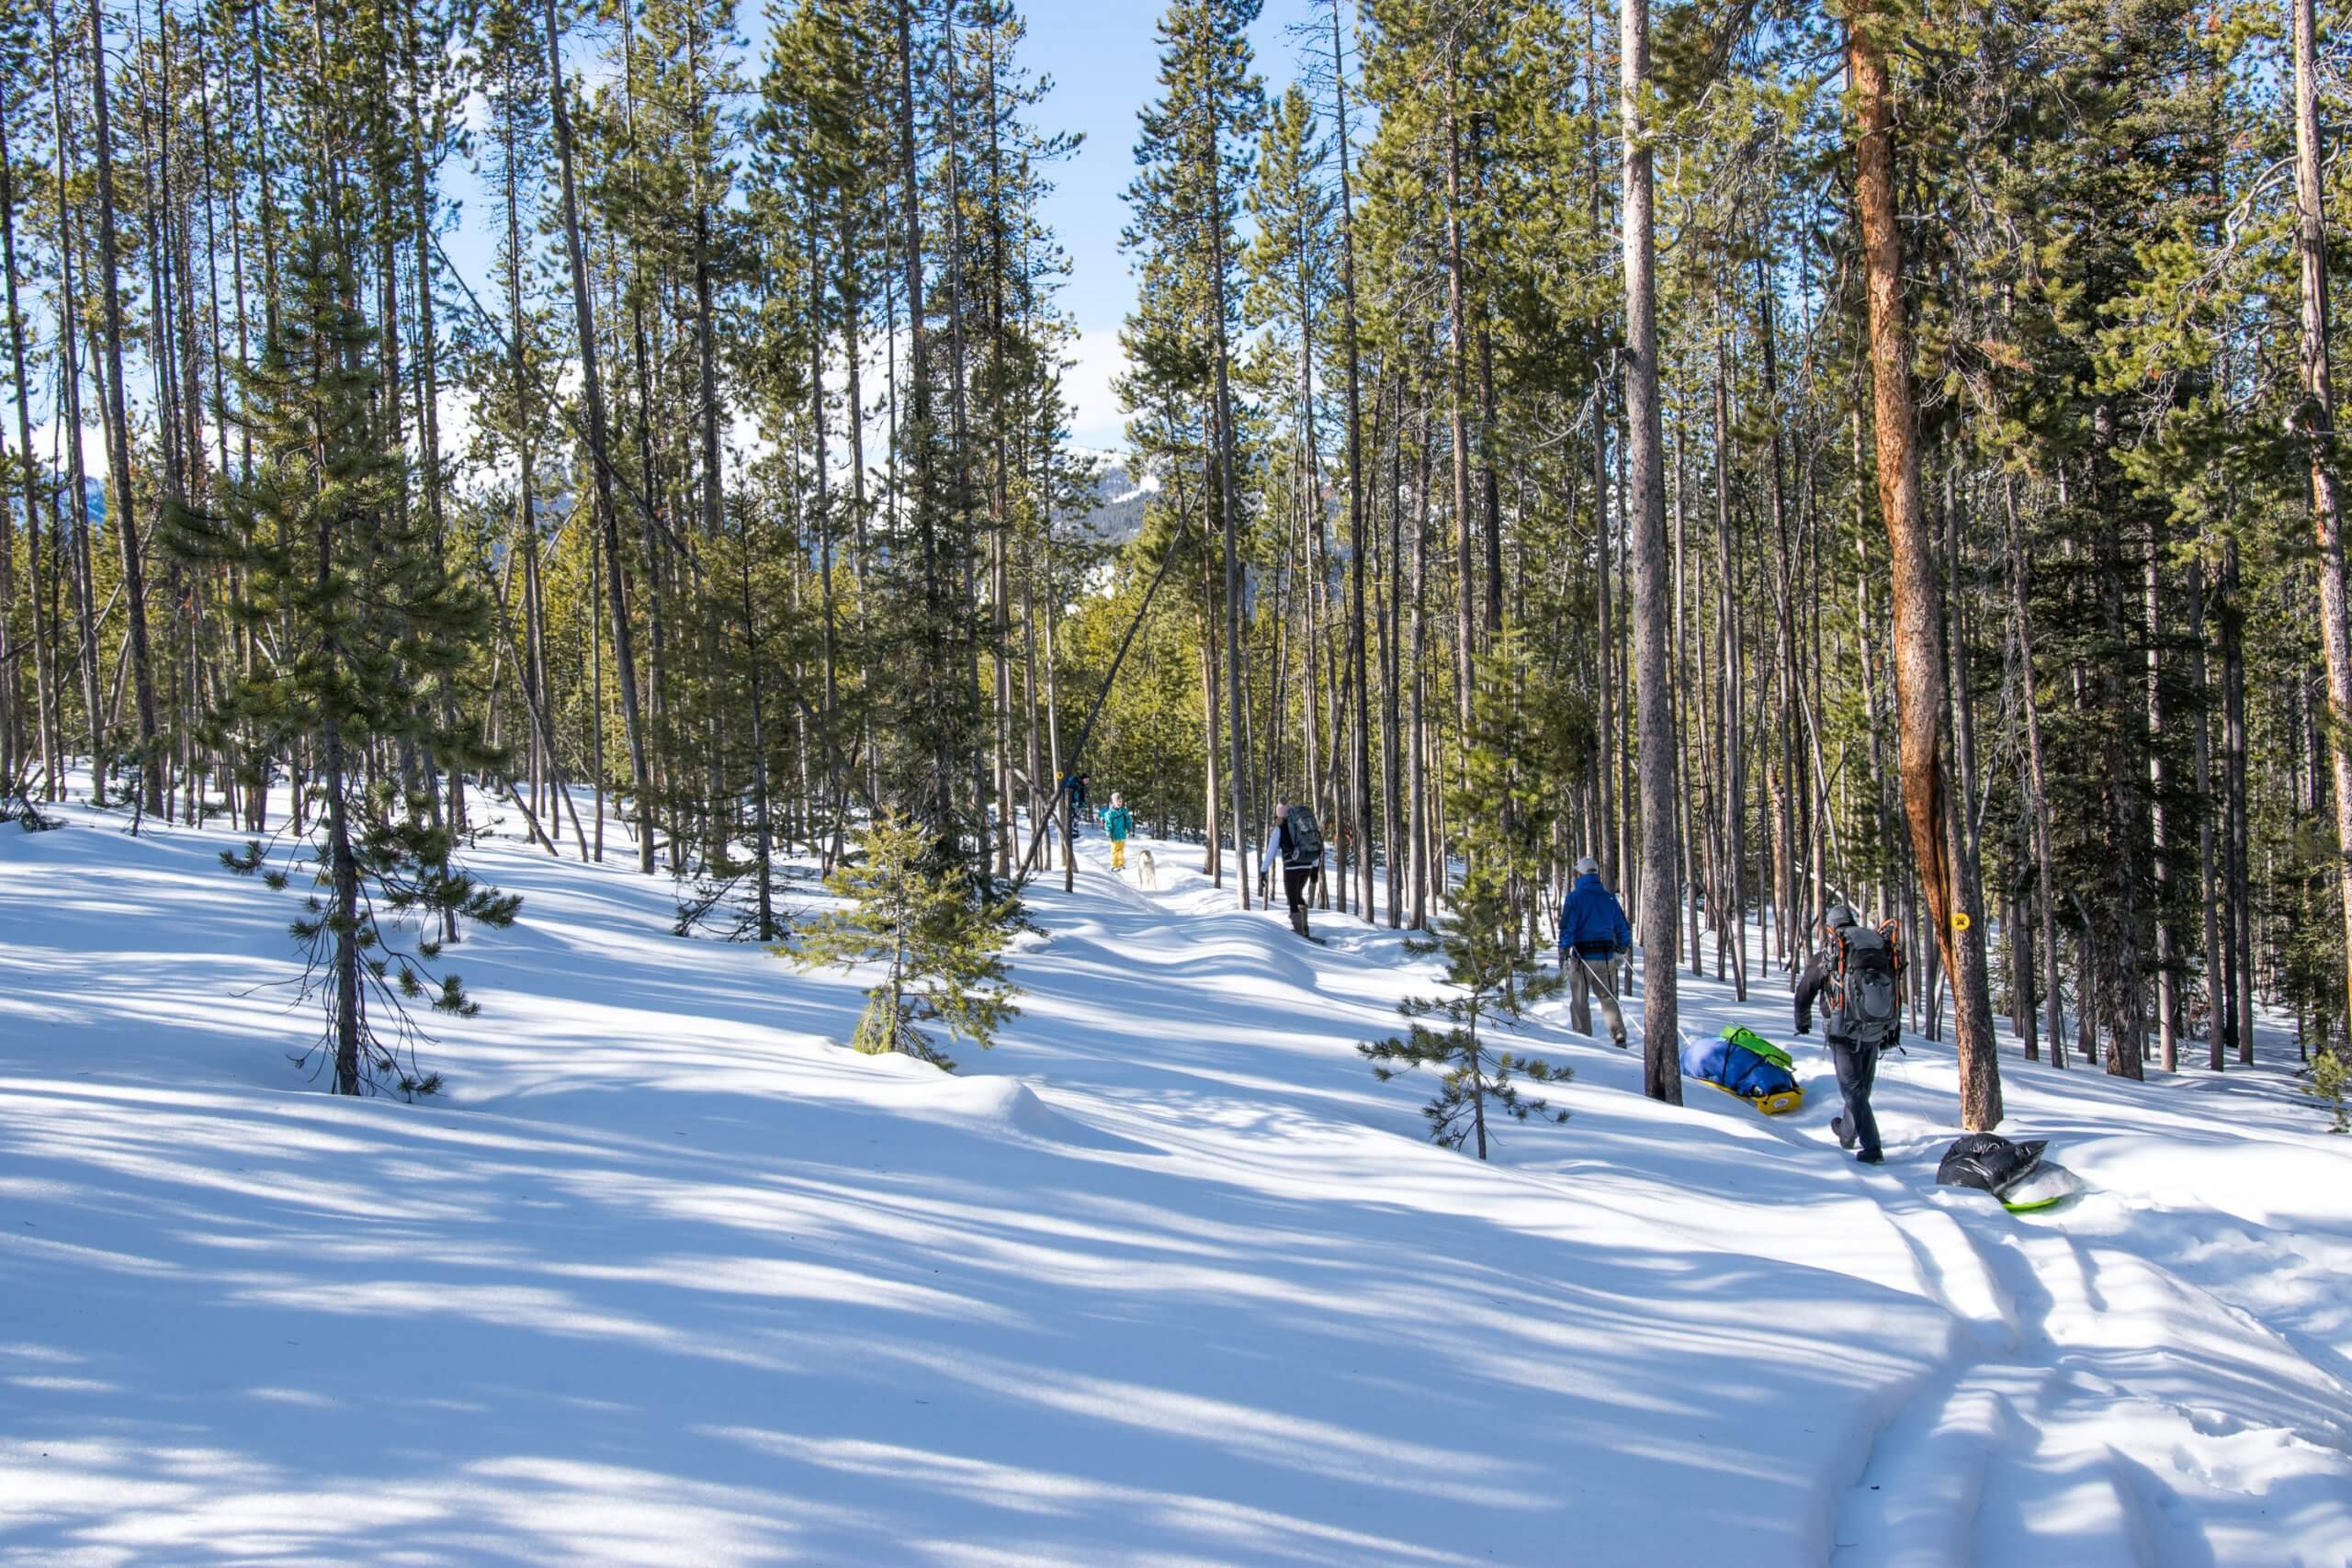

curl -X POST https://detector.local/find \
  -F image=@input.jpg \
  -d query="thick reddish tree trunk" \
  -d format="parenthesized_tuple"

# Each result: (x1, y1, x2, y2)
(1849, 8, 2002, 1129)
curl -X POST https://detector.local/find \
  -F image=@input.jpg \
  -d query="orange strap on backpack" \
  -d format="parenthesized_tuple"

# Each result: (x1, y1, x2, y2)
(1829, 919, 1903, 1016)
(1827, 925, 1850, 1017)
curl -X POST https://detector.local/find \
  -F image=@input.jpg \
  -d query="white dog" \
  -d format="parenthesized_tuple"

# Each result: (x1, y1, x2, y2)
(1136, 848, 1158, 890)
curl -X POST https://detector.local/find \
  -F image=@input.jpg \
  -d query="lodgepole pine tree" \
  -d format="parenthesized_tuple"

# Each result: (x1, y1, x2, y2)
(2289, 0, 2352, 1043)
(542, 0, 655, 874)
(1126, 0, 1262, 907)
(172, 227, 516, 1097)
(1621, 0, 1679, 1104)
(1847, 0, 2000, 1129)
(88, 0, 162, 814)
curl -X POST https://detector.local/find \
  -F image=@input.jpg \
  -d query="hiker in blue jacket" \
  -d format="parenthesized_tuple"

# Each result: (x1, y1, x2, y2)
(1559, 856, 1630, 1049)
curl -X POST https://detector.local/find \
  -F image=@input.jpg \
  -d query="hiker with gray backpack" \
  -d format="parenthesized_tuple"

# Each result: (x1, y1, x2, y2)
(1792, 903, 1905, 1166)
(1259, 802, 1326, 940)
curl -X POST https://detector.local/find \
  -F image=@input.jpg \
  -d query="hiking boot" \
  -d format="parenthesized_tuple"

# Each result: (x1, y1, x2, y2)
(1856, 1149, 1885, 1166)
(1290, 907, 1309, 939)
(1611, 1030, 1628, 1051)
(1831, 1114, 1857, 1151)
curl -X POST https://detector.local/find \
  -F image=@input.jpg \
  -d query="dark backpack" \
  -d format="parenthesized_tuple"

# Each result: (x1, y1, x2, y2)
(1936, 1134, 2048, 1196)
(1828, 920, 1904, 1051)
(1283, 805, 1325, 864)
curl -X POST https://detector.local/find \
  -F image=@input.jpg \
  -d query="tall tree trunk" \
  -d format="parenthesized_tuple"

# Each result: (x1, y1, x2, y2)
(1409, 396, 1431, 928)
(2149, 524, 2175, 1069)
(2290, 0, 2352, 1047)
(1330, 0, 1374, 922)
(0, 108, 53, 791)
(1595, 386, 1615, 889)
(90, 0, 162, 815)
(1444, 84, 1476, 754)
(543, 0, 654, 873)
(48, 0, 104, 806)
(988, 49, 1017, 882)
(1758, 252, 1805, 968)
(690, 0, 730, 871)
(1713, 336, 1747, 998)
(1204, 105, 1251, 908)
(1377, 491, 1399, 922)
(1622, 0, 1679, 1101)
(2005, 477, 2066, 1066)
(2191, 546, 2221, 1068)
(894, 0, 954, 840)
(1849, 6, 2002, 1129)
(2223, 536, 2253, 1061)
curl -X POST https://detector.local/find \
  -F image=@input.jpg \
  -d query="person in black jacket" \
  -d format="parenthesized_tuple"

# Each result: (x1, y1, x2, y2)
(1794, 904, 1884, 1165)
(1259, 803, 1321, 939)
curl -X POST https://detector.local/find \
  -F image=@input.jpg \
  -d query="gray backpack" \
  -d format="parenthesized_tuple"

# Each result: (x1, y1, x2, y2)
(1283, 805, 1324, 864)
(1829, 921, 1904, 1050)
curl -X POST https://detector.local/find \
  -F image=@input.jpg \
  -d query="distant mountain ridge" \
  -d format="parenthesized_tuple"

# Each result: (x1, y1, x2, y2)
(1067, 456, 1157, 547)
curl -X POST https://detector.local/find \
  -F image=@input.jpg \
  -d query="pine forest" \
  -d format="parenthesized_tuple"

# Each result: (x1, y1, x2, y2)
(2, 0, 2349, 1132)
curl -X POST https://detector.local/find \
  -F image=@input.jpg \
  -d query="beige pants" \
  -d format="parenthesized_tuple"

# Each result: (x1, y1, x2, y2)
(1570, 953, 1627, 1045)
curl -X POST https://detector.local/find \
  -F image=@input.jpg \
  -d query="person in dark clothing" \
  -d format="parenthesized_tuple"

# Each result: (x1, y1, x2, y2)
(1260, 802, 1322, 939)
(1794, 903, 1884, 1165)
(1557, 856, 1631, 1048)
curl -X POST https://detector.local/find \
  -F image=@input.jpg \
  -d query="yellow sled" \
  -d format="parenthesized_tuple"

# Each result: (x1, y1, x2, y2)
(1701, 1077, 1805, 1117)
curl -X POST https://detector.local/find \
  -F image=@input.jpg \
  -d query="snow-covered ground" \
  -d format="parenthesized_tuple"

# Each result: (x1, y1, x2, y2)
(3, 792, 2348, 1566)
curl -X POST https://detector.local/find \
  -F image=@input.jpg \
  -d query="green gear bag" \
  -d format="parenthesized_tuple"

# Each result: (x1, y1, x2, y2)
(1719, 1024, 1794, 1070)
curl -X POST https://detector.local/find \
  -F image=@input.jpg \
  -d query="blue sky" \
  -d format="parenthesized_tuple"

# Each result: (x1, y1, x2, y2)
(1025, 3, 1305, 323)
(984, 0, 1315, 446)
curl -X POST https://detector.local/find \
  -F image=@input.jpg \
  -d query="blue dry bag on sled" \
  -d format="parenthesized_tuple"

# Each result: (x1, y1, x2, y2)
(1681, 1026, 1804, 1115)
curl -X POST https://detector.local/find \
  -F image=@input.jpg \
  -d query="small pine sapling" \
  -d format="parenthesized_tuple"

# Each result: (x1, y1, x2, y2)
(1363, 858, 1571, 1160)
(673, 846, 795, 942)
(3, 770, 59, 831)
(2309, 1048, 2349, 1134)
(1454, 629, 1588, 972)
(784, 811, 1023, 1070)
(224, 781, 520, 1096)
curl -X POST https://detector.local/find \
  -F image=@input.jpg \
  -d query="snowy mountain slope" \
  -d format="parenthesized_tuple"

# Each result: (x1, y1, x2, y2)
(2, 796, 2347, 1565)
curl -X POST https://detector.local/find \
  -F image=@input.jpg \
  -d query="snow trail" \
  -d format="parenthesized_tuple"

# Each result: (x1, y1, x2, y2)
(3, 796, 2348, 1564)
